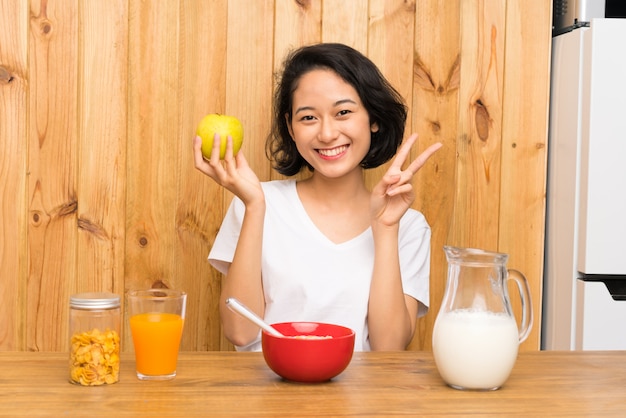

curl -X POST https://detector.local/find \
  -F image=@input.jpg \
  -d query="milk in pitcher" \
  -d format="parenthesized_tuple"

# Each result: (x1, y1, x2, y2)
(432, 309, 519, 390)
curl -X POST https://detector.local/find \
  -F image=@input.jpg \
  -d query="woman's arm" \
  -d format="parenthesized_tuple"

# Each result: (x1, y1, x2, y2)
(368, 134, 441, 350)
(218, 200, 266, 346)
(193, 135, 266, 347)
(368, 223, 417, 350)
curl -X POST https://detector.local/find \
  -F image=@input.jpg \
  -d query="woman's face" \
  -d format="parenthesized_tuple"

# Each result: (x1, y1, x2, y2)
(286, 69, 378, 179)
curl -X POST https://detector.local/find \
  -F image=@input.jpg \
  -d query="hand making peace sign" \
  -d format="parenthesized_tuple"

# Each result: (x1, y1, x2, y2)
(370, 134, 442, 227)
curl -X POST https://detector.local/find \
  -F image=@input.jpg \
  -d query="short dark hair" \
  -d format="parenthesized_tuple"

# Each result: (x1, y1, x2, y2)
(266, 43, 408, 176)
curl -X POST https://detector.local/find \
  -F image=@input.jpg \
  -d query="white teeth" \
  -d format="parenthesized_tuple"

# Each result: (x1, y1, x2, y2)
(318, 145, 348, 157)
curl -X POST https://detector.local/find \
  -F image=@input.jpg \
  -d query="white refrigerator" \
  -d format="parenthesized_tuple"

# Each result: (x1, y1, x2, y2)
(543, 18, 626, 350)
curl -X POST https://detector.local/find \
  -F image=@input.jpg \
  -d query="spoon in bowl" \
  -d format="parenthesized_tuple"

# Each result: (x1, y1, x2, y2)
(225, 297, 285, 337)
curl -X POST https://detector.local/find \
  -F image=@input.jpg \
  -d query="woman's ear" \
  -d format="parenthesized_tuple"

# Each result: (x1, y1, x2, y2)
(371, 122, 379, 133)
(285, 113, 295, 139)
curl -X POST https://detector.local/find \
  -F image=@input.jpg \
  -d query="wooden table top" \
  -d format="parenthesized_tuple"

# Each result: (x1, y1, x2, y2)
(1, 350, 625, 417)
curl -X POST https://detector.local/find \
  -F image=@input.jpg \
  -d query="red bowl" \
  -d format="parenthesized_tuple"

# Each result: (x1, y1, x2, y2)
(261, 322, 355, 383)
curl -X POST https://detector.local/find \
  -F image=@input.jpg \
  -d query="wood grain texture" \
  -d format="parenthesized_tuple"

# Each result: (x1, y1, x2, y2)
(274, 0, 322, 54)
(178, 0, 230, 351)
(27, 0, 80, 351)
(322, 0, 369, 53)
(499, 0, 551, 351)
(76, 0, 127, 317)
(453, 0, 506, 250)
(1, 351, 625, 416)
(410, 0, 461, 350)
(0, 0, 28, 350)
(0, 0, 551, 352)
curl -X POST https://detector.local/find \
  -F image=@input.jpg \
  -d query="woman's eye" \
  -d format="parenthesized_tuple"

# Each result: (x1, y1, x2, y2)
(337, 109, 352, 117)
(300, 115, 315, 121)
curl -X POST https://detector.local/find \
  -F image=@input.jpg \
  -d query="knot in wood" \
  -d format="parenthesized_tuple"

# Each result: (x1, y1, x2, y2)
(0, 66, 14, 84)
(475, 100, 490, 142)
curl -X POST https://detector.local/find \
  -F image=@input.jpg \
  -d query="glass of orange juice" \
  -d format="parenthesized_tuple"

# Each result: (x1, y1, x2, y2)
(127, 289, 187, 380)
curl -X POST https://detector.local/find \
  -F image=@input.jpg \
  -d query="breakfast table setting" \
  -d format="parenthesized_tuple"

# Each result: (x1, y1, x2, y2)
(4, 251, 625, 417)
(1, 349, 625, 416)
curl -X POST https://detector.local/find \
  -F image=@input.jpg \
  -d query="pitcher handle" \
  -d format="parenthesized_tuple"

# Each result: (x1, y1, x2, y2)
(507, 269, 533, 343)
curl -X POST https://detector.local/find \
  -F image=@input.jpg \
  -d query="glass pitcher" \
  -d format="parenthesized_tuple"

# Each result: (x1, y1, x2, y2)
(432, 246, 533, 390)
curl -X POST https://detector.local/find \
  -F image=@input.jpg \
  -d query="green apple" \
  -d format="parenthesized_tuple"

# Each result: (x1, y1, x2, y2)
(196, 114, 244, 159)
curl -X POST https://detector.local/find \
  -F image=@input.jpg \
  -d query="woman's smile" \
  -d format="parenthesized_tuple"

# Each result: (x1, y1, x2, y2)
(317, 144, 349, 159)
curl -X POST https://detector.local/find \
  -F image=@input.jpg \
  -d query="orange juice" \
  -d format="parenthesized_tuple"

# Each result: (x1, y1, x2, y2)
(129, 312, 184, 376)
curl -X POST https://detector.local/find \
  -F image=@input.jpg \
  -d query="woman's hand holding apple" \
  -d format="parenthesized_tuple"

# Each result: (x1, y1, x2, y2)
(192, 115, 264, 206)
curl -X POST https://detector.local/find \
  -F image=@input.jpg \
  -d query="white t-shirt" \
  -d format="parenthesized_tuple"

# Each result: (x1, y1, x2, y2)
(208, 179, 431, 351)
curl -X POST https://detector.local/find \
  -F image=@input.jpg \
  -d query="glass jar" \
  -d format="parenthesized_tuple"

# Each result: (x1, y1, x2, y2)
(68, 292, 121, 385)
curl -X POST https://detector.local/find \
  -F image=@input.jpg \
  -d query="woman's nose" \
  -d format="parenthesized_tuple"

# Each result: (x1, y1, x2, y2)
(318, 118, 338, 142)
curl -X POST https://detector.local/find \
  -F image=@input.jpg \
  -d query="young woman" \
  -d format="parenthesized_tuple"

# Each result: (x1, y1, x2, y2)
(193, 43, 442, 351)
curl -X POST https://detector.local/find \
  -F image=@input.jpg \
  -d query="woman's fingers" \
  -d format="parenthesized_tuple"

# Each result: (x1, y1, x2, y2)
(389, 133, 419, 172)
(193, 135, 206, 169)
(383, 137, 442, 196)
(193, 134, 226, 179)
(405, 142, 443, 175)
(209, 132, 222, 164)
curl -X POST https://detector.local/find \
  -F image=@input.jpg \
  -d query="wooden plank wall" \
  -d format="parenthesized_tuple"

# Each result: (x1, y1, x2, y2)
(0, 0, 551, 352)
